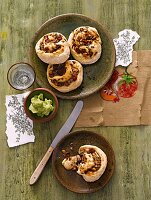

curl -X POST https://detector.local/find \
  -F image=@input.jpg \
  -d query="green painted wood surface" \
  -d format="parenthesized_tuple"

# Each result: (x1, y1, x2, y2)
(0, 0, 151, 199)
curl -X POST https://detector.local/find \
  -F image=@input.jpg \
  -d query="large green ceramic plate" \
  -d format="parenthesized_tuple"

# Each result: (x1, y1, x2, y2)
(29, 14, 115, 99)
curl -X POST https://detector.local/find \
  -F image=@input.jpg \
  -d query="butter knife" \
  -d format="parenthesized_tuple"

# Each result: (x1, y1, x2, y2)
(30, 100, 83, 185)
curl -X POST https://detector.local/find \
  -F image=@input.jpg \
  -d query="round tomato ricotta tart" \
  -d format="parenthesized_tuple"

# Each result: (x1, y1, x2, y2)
(68, 26, 102, 64)
(35, 32, 70, 64)
(47, 60, 83, 93)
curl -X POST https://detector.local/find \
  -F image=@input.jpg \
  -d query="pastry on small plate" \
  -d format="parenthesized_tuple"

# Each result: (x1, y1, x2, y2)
(68, 26, 102, 64)
(47, 60, 83, 93)
(35, 32, 70, 64)
(62, 144, 107, 182)
(77, 145, 107, 182)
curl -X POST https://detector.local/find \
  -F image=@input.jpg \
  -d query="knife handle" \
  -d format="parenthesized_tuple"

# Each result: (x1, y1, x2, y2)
(30, 146, 54, 185)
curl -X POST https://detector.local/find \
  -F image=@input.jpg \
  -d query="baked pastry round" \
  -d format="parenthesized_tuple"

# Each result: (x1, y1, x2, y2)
(68, 26, 102, 64)
(62, 155, 81, 170)
(35, 32, 70, 64)
(77, 145, 107, 182)
(47, 60, 83, 93)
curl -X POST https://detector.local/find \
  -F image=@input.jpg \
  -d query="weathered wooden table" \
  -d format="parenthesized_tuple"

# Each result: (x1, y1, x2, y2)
(0, 0, 151, 199)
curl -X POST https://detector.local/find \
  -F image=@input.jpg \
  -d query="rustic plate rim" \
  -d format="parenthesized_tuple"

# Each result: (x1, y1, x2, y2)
(52, 130, 116, 193)
(29, 13, 116, 100)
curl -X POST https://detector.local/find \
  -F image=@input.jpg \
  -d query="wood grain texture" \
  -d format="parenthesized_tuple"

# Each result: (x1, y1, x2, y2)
(0, 0, 151, 200)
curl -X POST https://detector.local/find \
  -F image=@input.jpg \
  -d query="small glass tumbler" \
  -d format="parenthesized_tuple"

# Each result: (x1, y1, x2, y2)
(7, 62, 36, 90)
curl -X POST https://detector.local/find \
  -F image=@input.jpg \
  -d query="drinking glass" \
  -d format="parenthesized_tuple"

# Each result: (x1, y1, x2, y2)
(7, 62, 36, 90)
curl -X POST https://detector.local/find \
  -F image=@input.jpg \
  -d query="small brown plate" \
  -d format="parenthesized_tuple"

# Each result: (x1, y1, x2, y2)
(52, 130, 115, 193)
(29, 13, 115, 99)
(24, 88, 58, 123)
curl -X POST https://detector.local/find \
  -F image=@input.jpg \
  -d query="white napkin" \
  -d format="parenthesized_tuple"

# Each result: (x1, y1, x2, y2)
(5, 93, 35, 147)
(113, 29, 140, 67)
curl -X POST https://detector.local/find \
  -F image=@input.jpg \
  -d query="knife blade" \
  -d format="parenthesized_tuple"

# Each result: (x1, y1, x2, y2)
(30, 100, 83, 185)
